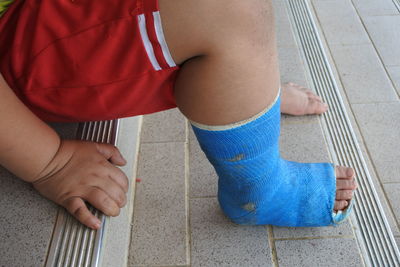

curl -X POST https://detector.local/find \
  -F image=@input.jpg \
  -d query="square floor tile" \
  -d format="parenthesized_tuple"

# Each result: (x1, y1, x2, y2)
(275, 238, 363, 266)
(141, 108, 186, 143)
(330, 44, 398, 103)
(352, 0, 398, 17)
(273, 220, 353, 239)
(363, 16, 400, 67)
(280, 122, 331, 163)
(189, 137, 218, 198)
(129, 142, 187, 266)
(278, 45, 308, 87)
(352, 103, 400, 184)
(312, 0, 370, 45)
(190, 198, 272, 267)
(0, 169, 57, 267)
(273, 0, 298, 48)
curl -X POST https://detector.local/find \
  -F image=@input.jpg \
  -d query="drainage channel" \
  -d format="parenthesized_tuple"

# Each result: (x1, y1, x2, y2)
(45, 120, 120, 267)
(286, 0, 400, 266)
(392, 0, 400, 13)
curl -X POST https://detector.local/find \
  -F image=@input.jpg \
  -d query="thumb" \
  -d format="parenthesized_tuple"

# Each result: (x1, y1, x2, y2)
(95, 143, 127, 166)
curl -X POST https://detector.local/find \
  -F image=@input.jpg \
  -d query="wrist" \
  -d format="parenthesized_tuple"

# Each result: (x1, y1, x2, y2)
(30, 138, 73, 184)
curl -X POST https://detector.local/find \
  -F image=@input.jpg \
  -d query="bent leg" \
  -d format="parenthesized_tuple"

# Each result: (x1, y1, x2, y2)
(159, 0, 280, 125)
(158, 0, 357, 226)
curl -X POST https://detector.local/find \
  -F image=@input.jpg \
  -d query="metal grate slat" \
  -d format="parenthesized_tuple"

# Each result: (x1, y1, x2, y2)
(286, 0, 400, 266)
(392, 0, 400, 13)
(45, 120, 120, 267)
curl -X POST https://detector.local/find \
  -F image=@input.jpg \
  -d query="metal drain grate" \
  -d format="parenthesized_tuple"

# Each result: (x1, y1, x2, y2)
(45, 120, 120, 267)
(286, 0, 400, 266)
(392, 0, 400, 13)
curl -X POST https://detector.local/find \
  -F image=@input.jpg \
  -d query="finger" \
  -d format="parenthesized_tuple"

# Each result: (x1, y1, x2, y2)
(103, 161, 129, 193)
(335, 166, 355, 179)
(90, 172, 127, 208)
(64, 197, 101, 229)
(96, 143, 127, 166)
(334, 200, 348, 211)
(85, 187, 121, 217)
(336, 189, 354, 200)
(337, 178, 358, 190)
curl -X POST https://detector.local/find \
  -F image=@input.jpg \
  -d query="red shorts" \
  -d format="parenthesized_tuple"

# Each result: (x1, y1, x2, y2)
(0, 0, 179, 122)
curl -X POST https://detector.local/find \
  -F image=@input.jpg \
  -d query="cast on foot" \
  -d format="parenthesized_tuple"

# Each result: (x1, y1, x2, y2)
(192, 95, 357, 227)
(281, 82, 328, 115)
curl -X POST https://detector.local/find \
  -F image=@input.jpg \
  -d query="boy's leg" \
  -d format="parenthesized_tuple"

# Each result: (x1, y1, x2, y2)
(159, 0, 357, 225)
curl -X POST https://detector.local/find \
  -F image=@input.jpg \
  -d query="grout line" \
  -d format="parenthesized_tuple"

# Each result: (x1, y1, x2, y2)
(382, 182, 400, 185)
(267, 226, 279, 267)
(184, 119, 192, 266)
(127, 116, 144, 266)
(349, 0, 400, 100)
(274, 235, 355, 241)
(349, 100, 400, 105)
(132, 265, 190, 267)
(141, 140, 187, 144)
(190, 196, 217, 199)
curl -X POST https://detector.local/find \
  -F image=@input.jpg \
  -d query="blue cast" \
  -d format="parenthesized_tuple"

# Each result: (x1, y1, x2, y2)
(191, 96, 353, 227)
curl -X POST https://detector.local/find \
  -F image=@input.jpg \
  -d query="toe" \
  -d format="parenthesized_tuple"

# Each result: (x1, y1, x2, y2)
(336, 189, 354, 200)
(335, 166, 355, 179)
(337, 178, 358, 190)
(306, 91, 324, 103)
(306, 99, 328, 115)
(334, 200, 348, 211)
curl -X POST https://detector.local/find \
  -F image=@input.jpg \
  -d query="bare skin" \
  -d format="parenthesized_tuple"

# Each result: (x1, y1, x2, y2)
(158, 0, 357, 212)
(281, 82, 329, 116)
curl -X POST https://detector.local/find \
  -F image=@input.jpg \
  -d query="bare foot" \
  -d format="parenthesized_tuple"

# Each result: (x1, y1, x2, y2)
(281, 82, 328, 115)
(334, 166, 358, 212)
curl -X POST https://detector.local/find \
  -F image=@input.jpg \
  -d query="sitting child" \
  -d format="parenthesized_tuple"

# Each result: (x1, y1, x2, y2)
(0, 0, 356, 229)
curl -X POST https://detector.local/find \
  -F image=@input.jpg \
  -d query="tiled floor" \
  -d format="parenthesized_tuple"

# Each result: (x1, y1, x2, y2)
(128, 0, 399, 266)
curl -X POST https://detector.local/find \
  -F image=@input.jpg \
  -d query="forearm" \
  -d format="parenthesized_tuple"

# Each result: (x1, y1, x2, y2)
(0, 74, 61, 182)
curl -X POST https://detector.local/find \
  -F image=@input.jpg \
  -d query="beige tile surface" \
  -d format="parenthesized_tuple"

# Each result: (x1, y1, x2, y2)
(273, 221, 354, 239)
(280, 121, 331, 163)
(129, 142, 187, 266)
(352, 0, 399, 16)
(387, 66, 400, 95)
(275, 238, 363, 266)
(273, 0, 298, 48)
(352, 103, 400, 184)
(278, 45, 308, 87)
(141, 108, 186, 143)
(363, 16, 400, 67)
(312, 0, 370, 45)
(190, 198, 273, 267)
(189, 136, 218, 198)
(0, 171, 57, 267)
(329, 44, 398, 103)
(383, 183, 400, 226)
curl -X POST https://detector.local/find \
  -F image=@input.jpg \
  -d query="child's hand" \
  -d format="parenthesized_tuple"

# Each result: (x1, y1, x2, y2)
(32, 140, 129, 230)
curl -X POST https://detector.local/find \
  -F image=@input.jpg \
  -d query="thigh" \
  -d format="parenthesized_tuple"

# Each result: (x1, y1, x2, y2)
(158, 0, 276, 64)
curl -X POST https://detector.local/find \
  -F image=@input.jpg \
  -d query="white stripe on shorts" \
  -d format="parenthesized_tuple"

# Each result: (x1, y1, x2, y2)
(138, 14, 162, 71)
(153, 11, 176, 68)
